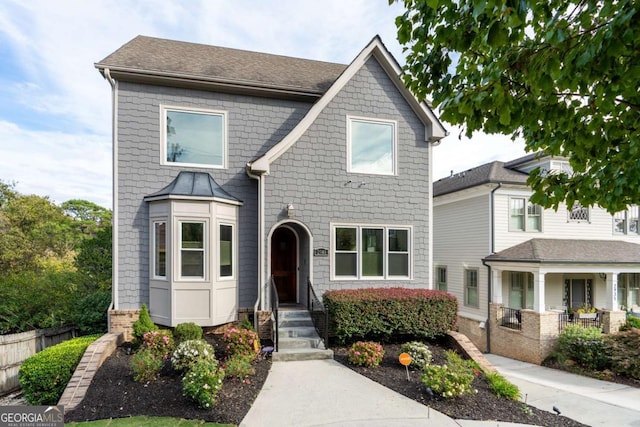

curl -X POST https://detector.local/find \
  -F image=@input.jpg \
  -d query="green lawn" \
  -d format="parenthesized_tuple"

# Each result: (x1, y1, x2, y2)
(66, 416, 233, 427)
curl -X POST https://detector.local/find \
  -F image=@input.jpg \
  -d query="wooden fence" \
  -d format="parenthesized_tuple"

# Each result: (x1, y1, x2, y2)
(0, 326, 76, 395)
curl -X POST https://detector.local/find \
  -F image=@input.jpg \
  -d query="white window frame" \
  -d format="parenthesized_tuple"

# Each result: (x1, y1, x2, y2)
(568, 201, 590, 223)
(436, 266, 447, 292)
(178, 220, 207, 281)
(160, 105, 228, 169)
(218, 222, 235, 280)
(346, 116, 397, 176)
(331, 223, 412, 280)
(464, 268, 479, 308)
(509, 197, 542, 232)
(151, 220, 167, 280)
(613, 206, 640, 235)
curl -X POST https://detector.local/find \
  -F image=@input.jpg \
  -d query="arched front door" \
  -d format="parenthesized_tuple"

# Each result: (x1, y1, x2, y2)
(271, 227, 297, 303)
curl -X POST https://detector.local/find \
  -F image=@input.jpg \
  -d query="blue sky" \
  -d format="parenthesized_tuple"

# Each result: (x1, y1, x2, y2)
(0, 0, 526, 209)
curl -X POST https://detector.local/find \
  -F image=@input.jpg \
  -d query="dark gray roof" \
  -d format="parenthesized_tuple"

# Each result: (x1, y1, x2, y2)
(144, 172, 242, 203)
(484, 239, 640, 264)
(433, 161, 529, 197)
(96, 35, 347, 96)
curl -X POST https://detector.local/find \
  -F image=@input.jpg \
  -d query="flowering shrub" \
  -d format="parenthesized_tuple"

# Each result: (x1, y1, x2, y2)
(182, 359, 225, 408)
(223, 354, 255, 381)
(171, 339, 215, 371)
(141, 329, 174, 359)
(421, 351, 477, 398)
(222, 327, 260, 360)
(401, 341, 433, 369)
(348, 341, 384, 367)
(131, 348, 164, 382)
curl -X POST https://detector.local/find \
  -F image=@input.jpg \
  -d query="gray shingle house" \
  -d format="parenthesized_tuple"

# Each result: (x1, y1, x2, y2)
(96, 36, 446, 337)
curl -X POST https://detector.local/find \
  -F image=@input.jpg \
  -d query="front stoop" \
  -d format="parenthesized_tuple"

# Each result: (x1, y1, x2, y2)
(273, 309, 333, 362)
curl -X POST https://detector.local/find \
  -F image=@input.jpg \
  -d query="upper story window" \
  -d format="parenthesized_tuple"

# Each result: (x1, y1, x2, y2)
(162, 106, 227, 168)
(614, 206, 640, 235)
(333, 224, 411, 280)
(568, 202, 590, 222)
(436, 266, 447, 292)
(464, 268, 479, 307)
(509, 198, 542, 232)
(347, 117, 396, 175)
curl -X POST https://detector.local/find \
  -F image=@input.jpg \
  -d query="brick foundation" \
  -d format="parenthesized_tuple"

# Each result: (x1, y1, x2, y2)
(108, 309, 140, 342)
(456, 315, 488, 352)
(257, 311, 272, 341)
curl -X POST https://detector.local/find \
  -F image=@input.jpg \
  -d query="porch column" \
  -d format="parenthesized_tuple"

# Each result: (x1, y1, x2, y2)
(532, 271, 545, 312)
(491, 268, 503, 304)
(605, 272, 619, 311)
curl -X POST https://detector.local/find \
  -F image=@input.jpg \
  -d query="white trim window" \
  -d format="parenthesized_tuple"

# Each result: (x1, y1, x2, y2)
(613, 206, 640, 235)
(332, 225, 411, 279)
(347, 116, 397, 175)
(509, 198, 542, 232)
(180, 221, 205, 279)
(152, 220, 167, 279)
(465, 269, 479, 307)
(161, 106, 227, 168)
(436, 266, 447, 292)
(509, 272, 534, 309)
(219, 223, 234, 279)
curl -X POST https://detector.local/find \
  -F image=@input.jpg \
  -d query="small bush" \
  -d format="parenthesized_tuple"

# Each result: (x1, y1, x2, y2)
(182, 359, 225, 408)
(19, 335, 99, 405)
(348, 341, 384, 367)
(400, 341, 433, 369)
(171, 339, 215, 372)
(624, 315, 640, 330)
(222, 327, 260, 360)
(130, 348, 164, 382)
(556, 324, 609, 370)
(421, 351, 476, 398)
(140, 329, 174, 359)
(224, 354, 255, 380)
(132, 304, 158, 345)
(604, 330, 640, 380)
(174, 322, 203, 343)
(485, 371, 520, 400)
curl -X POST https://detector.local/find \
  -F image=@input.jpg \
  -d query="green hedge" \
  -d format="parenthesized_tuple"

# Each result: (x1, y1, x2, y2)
(323, 287, 457, 344)
(19, 334, 99, 405)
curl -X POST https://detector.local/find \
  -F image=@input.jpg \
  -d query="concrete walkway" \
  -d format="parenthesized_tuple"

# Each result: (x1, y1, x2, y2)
(486, 354, 640, 427)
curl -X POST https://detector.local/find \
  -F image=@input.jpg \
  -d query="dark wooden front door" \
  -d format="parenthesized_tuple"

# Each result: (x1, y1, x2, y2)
(271, 227, 297, 303)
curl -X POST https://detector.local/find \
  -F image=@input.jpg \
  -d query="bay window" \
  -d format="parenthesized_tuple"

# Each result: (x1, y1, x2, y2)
(180, 221, 205, 278)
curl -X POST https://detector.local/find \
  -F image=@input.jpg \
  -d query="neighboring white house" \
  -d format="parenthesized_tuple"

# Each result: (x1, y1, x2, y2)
(433, 153, 639, 363)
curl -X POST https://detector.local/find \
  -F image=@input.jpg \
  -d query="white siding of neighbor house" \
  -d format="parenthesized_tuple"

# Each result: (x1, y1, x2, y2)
(433, 190, 491, 320)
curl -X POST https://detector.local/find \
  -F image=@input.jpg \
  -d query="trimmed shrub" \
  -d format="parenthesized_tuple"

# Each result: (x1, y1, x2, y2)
(324, 287, 457, 344)
(485, 371, 520, 400)
(140, 329, 174, 359)
(182, 359, 225, 408)
(604, 329, 640, 380)
(171, 339, 215, 372)
(174, 322, 203, 343)
(421, 351, 477, 398)
(132, 304, 157, 345)
(130, 348, 164, 382)
(623, 314, 640, 330)
(556, 324, 609, 370)
(223, 354, 255, 380)
(400, 341, 433, 369)
(348, 341, 384, 367)
(222, 326, 260, 360)
(19, 335, 99, 405)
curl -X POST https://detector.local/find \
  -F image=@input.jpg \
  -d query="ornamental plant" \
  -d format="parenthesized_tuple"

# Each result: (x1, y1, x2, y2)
(421, 351, 477, 398)
(400, 341, 433, 369)
(222, 326, 260, 360)
(348, 341, 384, 367)
(130, 348, 164, 382)
(223, 354, 255, 381)
(174, 322, 203, 343)
(171, 339, 215, 372)
(182, 359, 225, 409)
(556, 324, 608, 370)
(132, 304, 158, 345)
(141, 329, 174, 359)
(485, 371, 521, 400)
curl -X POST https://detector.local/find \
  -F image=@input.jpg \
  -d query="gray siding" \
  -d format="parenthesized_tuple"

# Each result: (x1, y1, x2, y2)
(265, 58, 432, 293)
(116, 82, 312, 308)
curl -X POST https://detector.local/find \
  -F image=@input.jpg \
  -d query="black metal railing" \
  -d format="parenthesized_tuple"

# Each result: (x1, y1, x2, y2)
(268, 276, 279, 352)
(558, 312, 602, 333)
(500, 307, 522, 330)
(307, 278, 329, 349)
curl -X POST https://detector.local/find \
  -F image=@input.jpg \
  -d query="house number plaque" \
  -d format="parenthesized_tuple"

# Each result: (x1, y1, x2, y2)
(314, 248, 329, 257)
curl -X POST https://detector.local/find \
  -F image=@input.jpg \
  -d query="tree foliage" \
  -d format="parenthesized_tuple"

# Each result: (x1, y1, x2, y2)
(394, 0, 640, 213)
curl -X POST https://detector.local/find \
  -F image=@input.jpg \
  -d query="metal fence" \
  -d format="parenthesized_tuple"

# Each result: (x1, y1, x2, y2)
(307, 278, 329, 349)
(500, 307, 522, 331)
(558, 313, 602, 332)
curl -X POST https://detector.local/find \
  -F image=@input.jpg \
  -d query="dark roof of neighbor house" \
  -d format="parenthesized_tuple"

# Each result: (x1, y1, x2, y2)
(433, 160, 529, 197)
(95, 35, 347, 96)
(484, 239, 640, 264)
(144, 171, 242, 204)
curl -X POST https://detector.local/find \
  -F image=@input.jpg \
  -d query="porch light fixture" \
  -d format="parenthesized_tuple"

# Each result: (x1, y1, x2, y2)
(287, 203, 295, 218)
(599, 273, 607, 280)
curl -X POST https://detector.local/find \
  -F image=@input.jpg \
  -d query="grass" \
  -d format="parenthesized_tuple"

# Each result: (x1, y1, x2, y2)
(66, 416, 233, 427)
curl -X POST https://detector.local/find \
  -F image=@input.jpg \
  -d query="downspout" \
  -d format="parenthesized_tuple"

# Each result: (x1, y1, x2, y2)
(104, 68, 119, 331)
(247, 165, 265, 331)
(484, 182, 502, 353)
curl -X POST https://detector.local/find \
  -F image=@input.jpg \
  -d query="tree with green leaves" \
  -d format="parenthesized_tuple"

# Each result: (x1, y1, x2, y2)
(61, 199, 112, 239)
(394, 0, 639, 213)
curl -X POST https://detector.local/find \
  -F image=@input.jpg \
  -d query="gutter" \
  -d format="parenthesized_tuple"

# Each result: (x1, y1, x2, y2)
(246, 164, 265, 331)
(484, 182, 502, 353)
(103, 68, 119, 328)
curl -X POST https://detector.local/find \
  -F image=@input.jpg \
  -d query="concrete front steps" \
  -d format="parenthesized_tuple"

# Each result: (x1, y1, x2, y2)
(272, 308, 333, 361)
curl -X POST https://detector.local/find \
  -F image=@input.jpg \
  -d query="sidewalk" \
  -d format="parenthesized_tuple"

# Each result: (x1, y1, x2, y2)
(486, 354, 640, 427)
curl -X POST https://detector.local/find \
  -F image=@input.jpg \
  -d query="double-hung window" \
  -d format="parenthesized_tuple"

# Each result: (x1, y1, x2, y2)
(465, 269, 479, 307)
(613, 206, 640, 235)
(162, 106, 227, 168)
(436, 266, 447, 292)
(347, 117, 396, 175)
(219, 224, 233, 278)
(180, 221, 205, 278)
(509, 198, 542, 232)
(333, 225, 411, 279)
